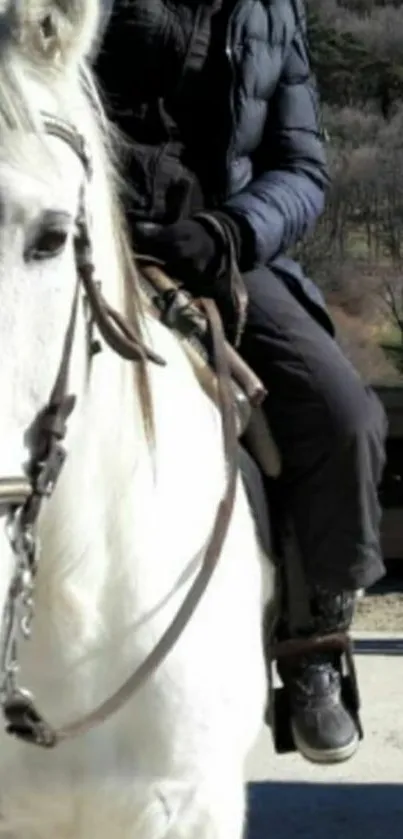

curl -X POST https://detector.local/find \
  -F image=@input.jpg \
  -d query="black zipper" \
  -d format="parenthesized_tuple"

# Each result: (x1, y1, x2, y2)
(224, 0, 244, 172)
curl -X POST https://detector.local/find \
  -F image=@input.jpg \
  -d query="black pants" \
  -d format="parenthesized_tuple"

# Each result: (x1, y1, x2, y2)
(240, 267, 387, 592)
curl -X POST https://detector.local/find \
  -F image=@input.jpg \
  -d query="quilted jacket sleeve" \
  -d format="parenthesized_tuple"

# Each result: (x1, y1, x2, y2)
(226, 0, 330, 266)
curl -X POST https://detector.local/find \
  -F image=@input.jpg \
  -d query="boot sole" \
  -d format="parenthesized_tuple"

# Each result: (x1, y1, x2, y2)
(291, 720, 360, 764)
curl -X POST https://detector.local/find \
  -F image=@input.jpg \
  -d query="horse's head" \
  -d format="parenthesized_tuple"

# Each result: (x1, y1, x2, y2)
(0, 0, 101, 470)
(0, 1, 111, 629)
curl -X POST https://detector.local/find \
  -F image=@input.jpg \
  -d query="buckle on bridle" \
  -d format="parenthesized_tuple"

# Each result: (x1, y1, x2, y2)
(34, 441, 67, 498)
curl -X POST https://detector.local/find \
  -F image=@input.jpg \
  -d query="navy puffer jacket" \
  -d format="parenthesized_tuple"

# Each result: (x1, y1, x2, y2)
(96, 0, 333, 333)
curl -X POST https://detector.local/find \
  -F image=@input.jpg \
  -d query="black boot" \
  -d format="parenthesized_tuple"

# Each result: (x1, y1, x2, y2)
(278, 589, 360, 764)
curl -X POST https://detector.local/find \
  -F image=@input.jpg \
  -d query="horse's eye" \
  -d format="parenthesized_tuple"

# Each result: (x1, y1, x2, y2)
(27, 228, 68, 261)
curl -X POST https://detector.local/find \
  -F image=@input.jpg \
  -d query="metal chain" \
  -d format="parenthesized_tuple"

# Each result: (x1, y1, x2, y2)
(0, 512, 39, 704)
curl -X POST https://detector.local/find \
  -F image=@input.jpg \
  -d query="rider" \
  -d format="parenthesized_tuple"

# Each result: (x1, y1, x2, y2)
(94, 0, 387, 764)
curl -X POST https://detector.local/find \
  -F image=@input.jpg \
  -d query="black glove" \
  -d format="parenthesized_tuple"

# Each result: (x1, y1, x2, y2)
(134, 212, 245, 296)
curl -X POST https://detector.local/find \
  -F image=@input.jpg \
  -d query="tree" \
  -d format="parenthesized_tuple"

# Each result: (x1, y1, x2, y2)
(306, 0, 403, 113)
(301, 2, 403, 378)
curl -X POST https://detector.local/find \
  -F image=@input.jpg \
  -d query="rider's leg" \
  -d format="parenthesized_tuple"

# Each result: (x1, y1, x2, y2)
(240, 266, 387, 764)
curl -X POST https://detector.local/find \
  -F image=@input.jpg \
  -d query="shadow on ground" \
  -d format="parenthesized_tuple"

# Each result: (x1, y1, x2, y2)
(247, 782, 403, 839)
(355, 637, 403, 655)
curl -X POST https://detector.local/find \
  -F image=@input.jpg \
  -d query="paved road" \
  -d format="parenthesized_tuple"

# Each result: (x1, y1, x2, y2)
(246, 632, 403, 839)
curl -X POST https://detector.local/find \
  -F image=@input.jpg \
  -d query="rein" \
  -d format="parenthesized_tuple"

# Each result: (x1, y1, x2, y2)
(0, 117, 241, 748)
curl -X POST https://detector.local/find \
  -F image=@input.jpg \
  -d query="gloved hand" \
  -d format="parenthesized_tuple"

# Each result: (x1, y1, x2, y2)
(134, 213, 243, 296)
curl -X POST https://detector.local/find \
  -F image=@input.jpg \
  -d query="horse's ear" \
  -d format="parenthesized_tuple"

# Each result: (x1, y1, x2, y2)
(7, 0, 100, 68)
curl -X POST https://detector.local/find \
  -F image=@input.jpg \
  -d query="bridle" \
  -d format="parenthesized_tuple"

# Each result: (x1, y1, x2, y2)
(0, 115, 240, 748)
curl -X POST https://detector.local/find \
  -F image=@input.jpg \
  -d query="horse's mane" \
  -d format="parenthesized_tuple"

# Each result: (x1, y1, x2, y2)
(0, 9, 154, 434)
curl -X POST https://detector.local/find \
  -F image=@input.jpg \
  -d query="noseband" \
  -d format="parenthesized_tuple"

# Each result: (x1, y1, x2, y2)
(0, 115, 240, 749)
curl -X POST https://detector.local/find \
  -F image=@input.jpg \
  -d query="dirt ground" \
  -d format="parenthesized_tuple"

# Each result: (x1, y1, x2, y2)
(354, 580, 403, 630)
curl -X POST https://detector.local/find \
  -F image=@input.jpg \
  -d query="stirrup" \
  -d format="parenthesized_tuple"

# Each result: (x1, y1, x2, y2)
(265, 621, 364, 755)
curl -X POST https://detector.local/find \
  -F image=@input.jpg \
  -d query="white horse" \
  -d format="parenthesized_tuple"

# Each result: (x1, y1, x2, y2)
(0, 2, 273, 838)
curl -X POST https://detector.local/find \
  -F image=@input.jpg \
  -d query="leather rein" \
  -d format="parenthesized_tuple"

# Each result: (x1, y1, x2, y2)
(0, 116, 241, 748)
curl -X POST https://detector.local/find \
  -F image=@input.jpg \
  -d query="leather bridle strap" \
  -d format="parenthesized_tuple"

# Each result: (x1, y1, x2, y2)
(19, 283, 80, 530)
(194, 212, 249, 348)
(74, 224, 165, 366)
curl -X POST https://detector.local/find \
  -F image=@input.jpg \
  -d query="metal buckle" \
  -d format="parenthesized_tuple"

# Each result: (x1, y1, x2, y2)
(34, 442, 67, 497)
